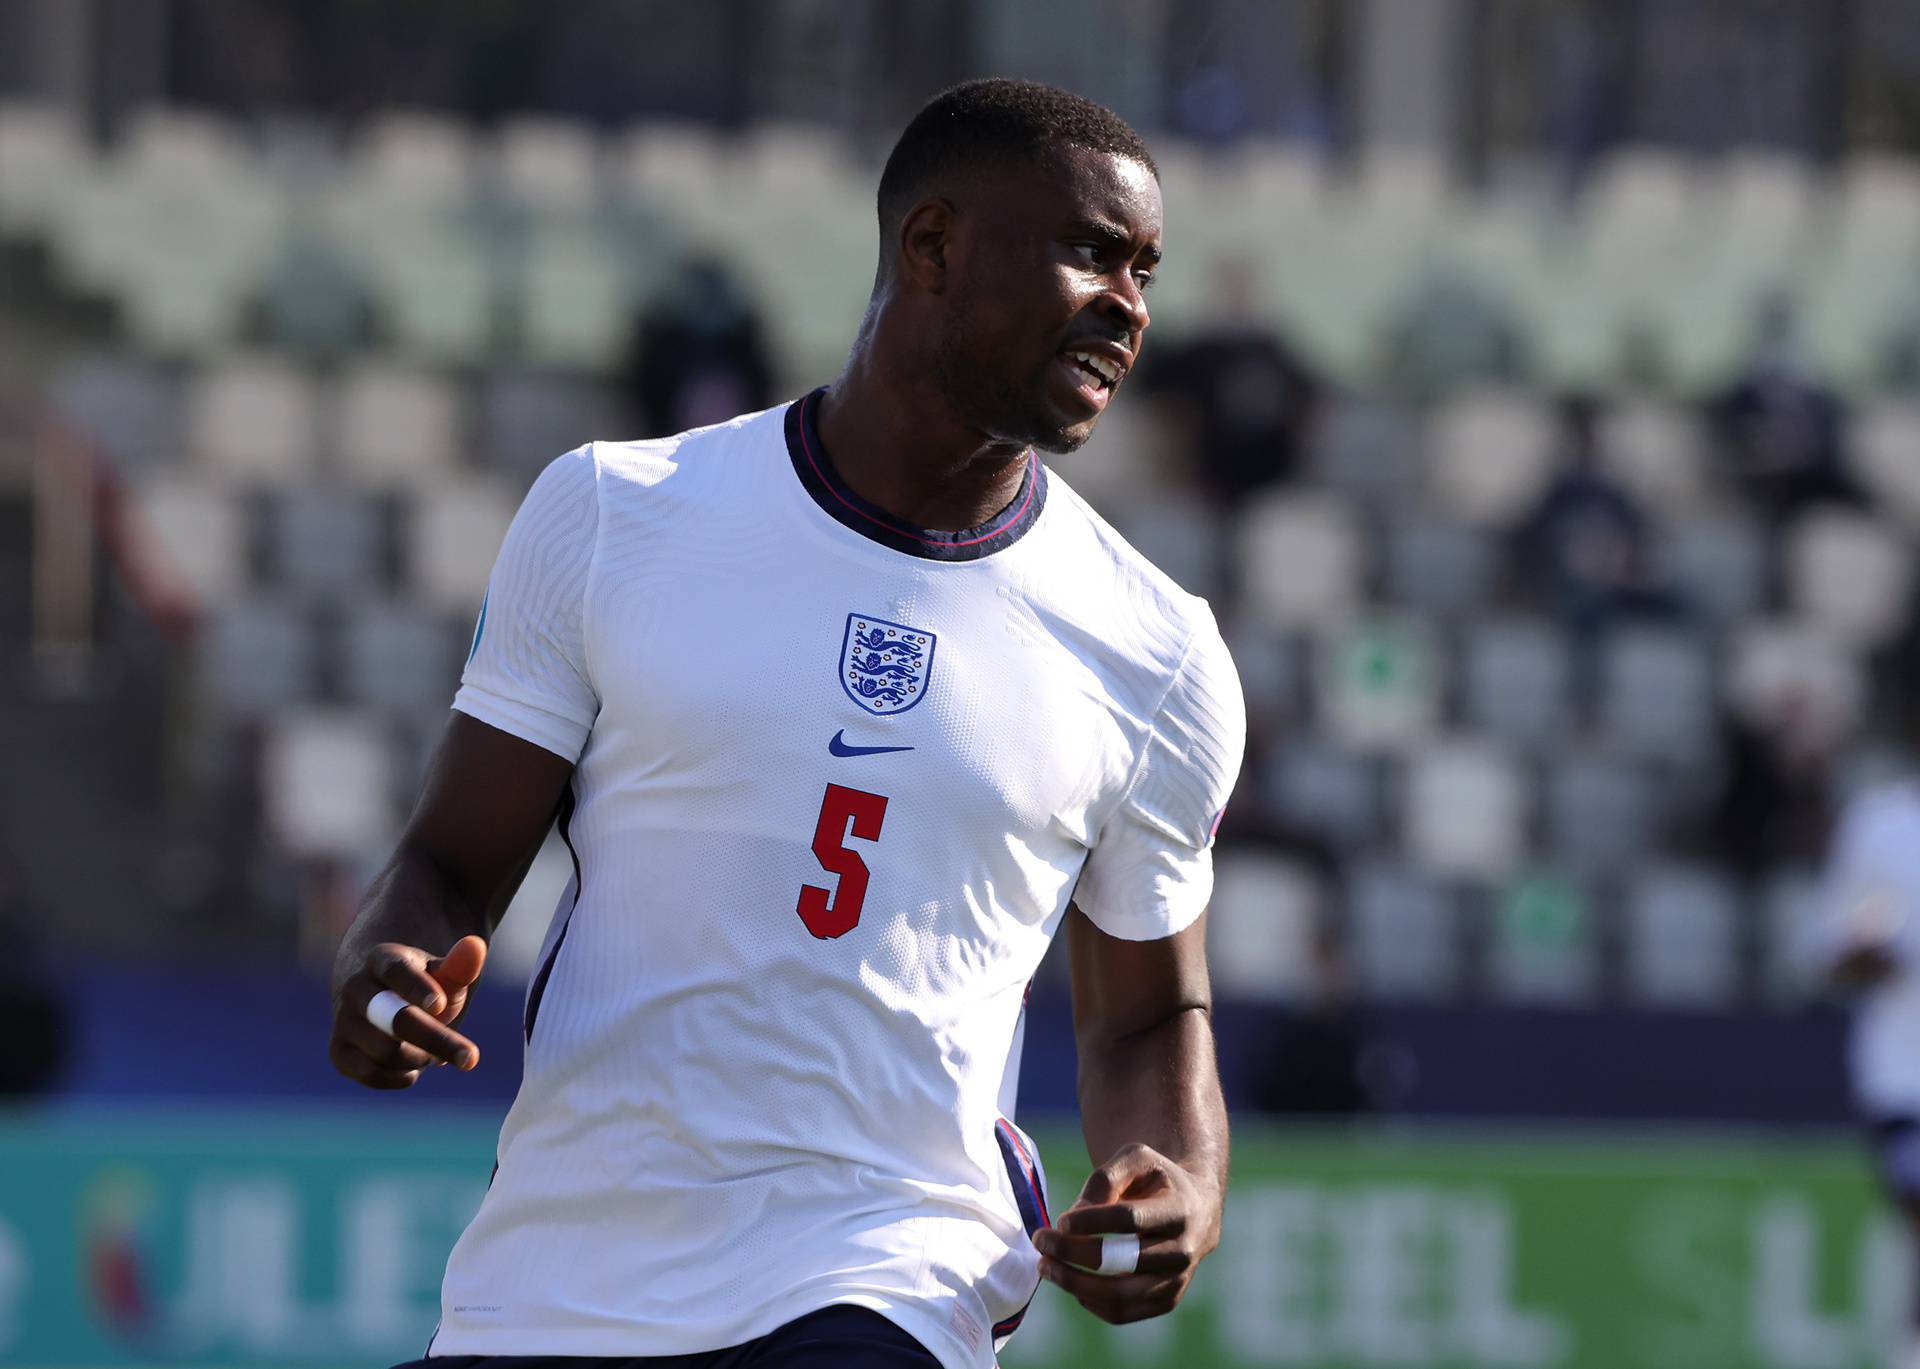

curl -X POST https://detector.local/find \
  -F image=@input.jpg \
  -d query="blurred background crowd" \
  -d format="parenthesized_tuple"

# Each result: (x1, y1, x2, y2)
(8, 2, 1920, 1365)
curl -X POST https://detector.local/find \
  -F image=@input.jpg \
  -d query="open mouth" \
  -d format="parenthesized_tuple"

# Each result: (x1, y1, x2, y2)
(1057, 347, 1124, 411)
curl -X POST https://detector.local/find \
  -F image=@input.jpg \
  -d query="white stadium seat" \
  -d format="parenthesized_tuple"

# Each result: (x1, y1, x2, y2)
(1426, 389, 1557, 526)
(347, 111, 478, 204)
(518, 221, 639, 370)
(0, 102, 87, 234)
(496, 115, 602, 215)
(405, 480, 516, 613)
(1727, 621, 1868, 753)
(1834, 154, 1920, 256)
(1318, 616, 1442, 753)
(1402, 738, 1527, 882)
(1236, 491, 1365, 630)
(131, 475, 247, 605)
(1854, 401, 1920, 529)
(263, 709, 396, 859)
(1598, 399, 1711, 514)
(1206, 854, 1323, 1003)
(334, 360, 460, 489)
(187, 354, 320, 485)
(1785, 508, 1916, 649)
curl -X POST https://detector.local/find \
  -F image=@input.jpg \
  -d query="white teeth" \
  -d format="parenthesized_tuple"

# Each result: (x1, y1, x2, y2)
(1069, 351, 1121, 384)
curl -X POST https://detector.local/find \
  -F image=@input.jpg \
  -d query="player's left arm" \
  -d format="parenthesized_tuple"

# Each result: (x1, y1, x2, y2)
(1033, 606, 1244, 1324)
(1035, 904, 1225, 1324)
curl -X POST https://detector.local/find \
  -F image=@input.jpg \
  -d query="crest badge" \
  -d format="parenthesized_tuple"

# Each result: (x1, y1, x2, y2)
(839, 613, 937, 716)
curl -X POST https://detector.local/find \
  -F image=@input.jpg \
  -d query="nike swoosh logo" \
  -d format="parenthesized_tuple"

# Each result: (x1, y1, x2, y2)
(829, 730, 914, 758)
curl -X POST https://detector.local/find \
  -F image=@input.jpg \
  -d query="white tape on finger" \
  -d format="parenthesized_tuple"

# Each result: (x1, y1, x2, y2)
(365, 989, 410, 1038)
(1098, 1233, 1140, 1276)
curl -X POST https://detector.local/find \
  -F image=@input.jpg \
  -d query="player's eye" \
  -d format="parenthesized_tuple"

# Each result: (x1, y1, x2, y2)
(1070, 242, 1105, 267)
(1133, 269, 1156, 291)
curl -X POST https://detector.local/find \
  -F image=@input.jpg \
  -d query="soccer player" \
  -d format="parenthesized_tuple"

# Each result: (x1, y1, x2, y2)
(329, 77, 1245, 1369)
(1818, 780, 1920, 1369)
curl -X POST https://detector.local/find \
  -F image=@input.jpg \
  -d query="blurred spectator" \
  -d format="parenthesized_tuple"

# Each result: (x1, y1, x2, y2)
(0, 849, 66, 1095)
(1248, 904, 1381, 1117)
(1714, 691, 1840, 880)
(621, 258, 775, 437)
(1708, 300, 1859, 521)
(1384, 270, 1521, 393)
(1518, 396, 1680, 644)
(1139, 257, 1320, 508)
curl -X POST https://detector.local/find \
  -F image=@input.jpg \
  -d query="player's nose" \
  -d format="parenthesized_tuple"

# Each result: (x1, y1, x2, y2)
(1096, 276, 1149, 339)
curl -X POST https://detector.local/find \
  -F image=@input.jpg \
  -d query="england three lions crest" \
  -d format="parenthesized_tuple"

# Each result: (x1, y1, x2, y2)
(840, 613, 937, 716)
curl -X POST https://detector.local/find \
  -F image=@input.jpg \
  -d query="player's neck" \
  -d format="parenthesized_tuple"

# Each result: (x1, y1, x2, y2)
(814, 365, 1031, 534)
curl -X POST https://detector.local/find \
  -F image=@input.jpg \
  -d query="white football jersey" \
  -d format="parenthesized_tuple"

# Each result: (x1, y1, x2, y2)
(434, 391, 1245, 1369)
(1822, 784, 1920, 1116)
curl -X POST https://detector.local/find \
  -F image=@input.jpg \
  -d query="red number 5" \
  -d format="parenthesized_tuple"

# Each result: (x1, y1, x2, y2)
(798, 783, 889, 939)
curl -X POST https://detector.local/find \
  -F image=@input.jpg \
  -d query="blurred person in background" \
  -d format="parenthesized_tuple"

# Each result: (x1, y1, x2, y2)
(1518, 395, 1680, 650)
(1136, 255, 1319, 508)
(328, 78, 1243, 1369)
(1708, 297, 1859, 523)
(0, 847, 65, 1096)
(1816, 760, 1920, 1369)
(620, 256, 776, 437)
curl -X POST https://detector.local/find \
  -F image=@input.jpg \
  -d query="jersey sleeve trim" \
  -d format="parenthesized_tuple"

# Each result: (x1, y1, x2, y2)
(451, 688, 592, 763)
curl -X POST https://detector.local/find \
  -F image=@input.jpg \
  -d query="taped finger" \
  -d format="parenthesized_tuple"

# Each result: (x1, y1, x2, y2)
(1099, 1234, 1140, 1275)
(366, 989, 410, 1037)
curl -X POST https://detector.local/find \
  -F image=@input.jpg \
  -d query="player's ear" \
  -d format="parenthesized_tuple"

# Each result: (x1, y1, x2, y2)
(897, 197, 955, 294)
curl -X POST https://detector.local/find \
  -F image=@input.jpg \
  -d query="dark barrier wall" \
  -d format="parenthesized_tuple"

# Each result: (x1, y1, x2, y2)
(34, 961, 1857, 1126)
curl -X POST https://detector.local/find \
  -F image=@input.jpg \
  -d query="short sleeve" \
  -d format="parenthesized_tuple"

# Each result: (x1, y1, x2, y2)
(452, 446, 600, 762)
(1815, 792, 1920, 970)
(1074, 611, 1248, 941)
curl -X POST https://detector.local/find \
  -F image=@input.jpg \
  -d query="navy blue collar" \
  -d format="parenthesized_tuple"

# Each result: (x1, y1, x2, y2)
(784, 388, 1046, 562)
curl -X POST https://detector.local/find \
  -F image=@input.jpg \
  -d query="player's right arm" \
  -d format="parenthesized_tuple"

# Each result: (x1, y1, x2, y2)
(1817, 792, 1915, 993)
(331, 446, 603, 1089)
(329, 713, 574, 1088)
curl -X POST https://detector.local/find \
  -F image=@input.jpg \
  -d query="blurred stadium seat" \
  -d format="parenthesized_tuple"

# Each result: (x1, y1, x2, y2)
(1402, 737, 1526, 881)
(1426, 388, 1557, 525)
(262, 708, 397, 858)
(1463, 618, 1573, 751)
(334, 360, 461, 489)
(1207, 853, 1321, 1002)
(1785, 507, 1916, 649)
(187, 354, 321, 485)
(1625, 864, 1741, 1007)
(1348, 860, 1463, 1000)
(1236, 491, 1365, 630)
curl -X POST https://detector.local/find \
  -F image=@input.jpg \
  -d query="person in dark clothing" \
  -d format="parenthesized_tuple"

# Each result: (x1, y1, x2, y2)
(621, 258, 777, 438)
(1138, 256, 1319, 506)
(1520, 395, 1680, 644)
(1708, 299, 1859, 522)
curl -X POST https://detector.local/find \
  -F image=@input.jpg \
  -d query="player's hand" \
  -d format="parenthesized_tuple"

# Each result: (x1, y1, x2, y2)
(329, 936, 487, 1089)
(1031, 1142, 1222, 1325)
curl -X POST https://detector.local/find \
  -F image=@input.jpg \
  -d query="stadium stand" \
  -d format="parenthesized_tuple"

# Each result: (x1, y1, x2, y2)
(6, 102, 1919, 1013)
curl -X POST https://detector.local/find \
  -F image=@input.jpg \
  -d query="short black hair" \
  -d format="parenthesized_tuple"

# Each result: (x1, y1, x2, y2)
(877, 78, 1157, 237)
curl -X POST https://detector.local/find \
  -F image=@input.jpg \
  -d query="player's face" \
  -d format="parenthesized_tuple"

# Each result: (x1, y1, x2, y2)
(936, 148, 1162, 455)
